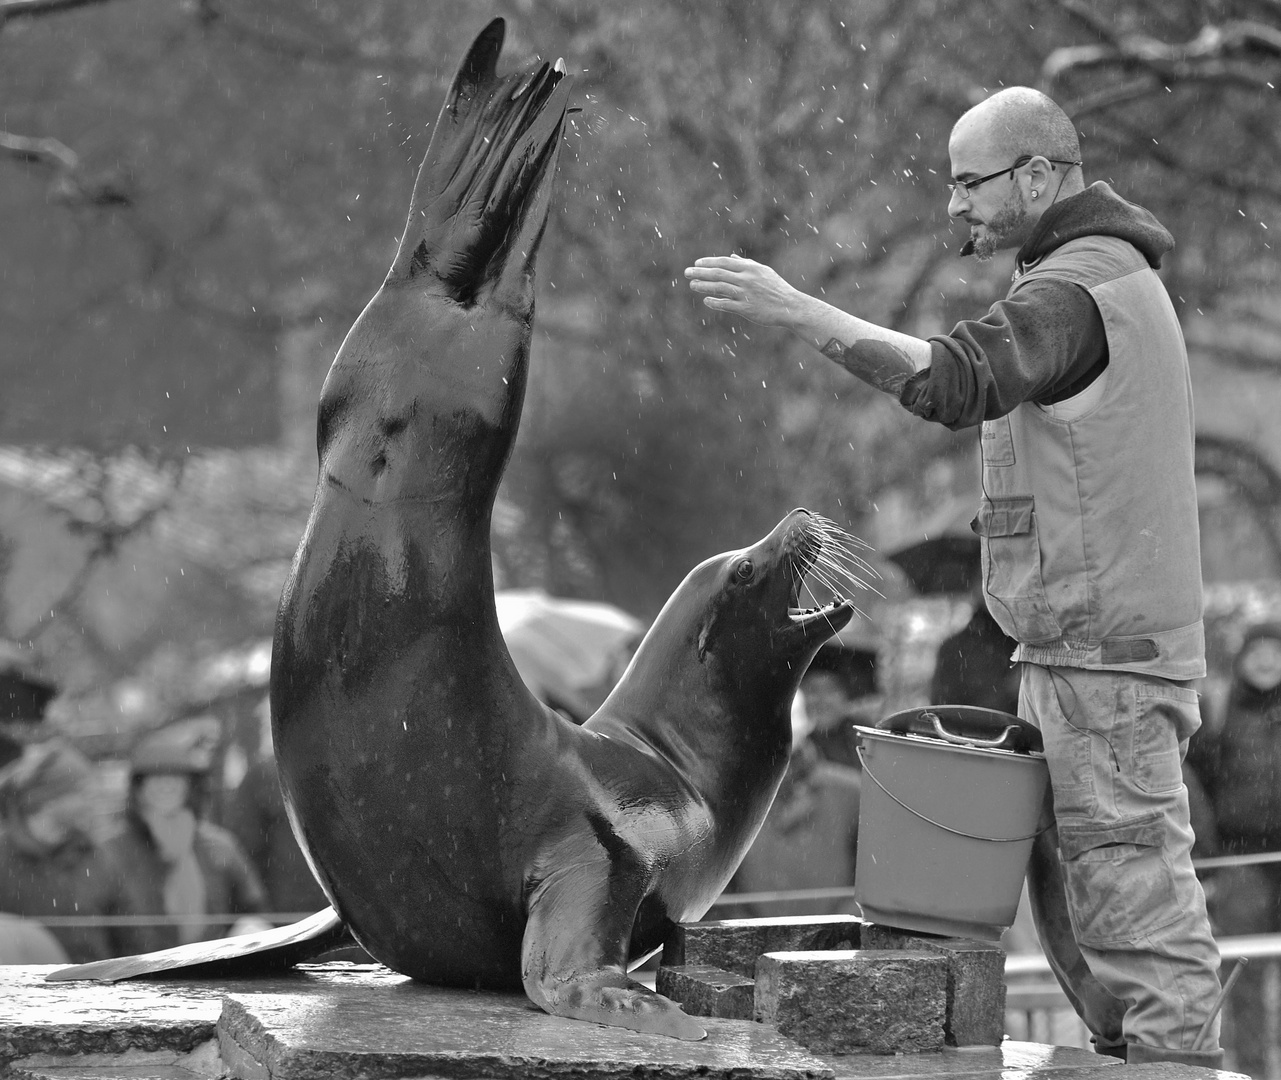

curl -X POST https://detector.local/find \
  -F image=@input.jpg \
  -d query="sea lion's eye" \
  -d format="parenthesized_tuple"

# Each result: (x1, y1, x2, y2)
(734, 559, 754, 582)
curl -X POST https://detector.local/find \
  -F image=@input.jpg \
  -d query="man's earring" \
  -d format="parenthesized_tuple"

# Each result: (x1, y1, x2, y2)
(1031, 190, 1039, 199)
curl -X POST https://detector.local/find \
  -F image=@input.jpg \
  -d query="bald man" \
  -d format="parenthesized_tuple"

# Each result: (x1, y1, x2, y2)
(686, 87, 1223, 1068)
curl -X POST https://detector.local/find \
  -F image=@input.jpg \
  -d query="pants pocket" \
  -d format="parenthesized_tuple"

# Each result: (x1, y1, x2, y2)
(1059, 811, 1181, 947)
(1133, 680, 1199, 794)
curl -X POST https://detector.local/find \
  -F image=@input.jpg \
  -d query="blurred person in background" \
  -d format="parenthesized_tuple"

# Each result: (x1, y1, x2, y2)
(800, 643, 879, 770)
(98, 717, 269, 954)
(225, 698, 327, 917)
(725, 682, 862, 917)
(0, 643, 59, 772)
(931, 585, 1021, 717)
(0, 740, 115, 963)
(1185, 622, 1281, 1079)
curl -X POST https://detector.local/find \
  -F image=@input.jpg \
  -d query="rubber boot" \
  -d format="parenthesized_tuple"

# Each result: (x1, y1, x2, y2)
(1026, 819, 1129, 1045)
(1126, 1043, 1226, 1070)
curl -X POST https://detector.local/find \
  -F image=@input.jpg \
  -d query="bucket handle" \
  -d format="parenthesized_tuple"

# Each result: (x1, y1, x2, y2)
(878, 706, 1043, 754)
(856, 743, 1052, 843)
(926, 712, 1019, 749)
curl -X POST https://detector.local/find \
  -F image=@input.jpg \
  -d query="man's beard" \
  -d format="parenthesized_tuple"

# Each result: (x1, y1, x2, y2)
(971, 190, 1032, 262)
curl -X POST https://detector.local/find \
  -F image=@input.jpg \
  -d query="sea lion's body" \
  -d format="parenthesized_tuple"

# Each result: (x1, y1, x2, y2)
(50, 19, 855, 1040)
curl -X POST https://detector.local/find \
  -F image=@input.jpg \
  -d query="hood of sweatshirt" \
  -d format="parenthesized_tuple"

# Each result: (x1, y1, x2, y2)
(1230, 621, 1281, 712)
(1017, 181, 1174, 272)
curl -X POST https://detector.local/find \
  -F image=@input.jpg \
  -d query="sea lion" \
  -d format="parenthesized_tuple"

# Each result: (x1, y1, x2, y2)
(47, 18, 863, 1040)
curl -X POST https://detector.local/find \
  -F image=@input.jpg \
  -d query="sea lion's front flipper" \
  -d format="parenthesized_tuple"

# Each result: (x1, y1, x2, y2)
(521, 862, 706, 1041)
(45, 907, 352, 983)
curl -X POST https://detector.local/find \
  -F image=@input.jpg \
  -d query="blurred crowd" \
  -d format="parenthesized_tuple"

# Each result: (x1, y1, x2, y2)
(0, 686, 321, 965)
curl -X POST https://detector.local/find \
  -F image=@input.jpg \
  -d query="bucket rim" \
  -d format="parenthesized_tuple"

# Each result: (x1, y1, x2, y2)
(852, 723, 1046, 761)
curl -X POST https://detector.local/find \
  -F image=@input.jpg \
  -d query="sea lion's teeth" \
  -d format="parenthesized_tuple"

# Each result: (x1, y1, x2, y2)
(788, 607, 825, 623)
(554, 57, 567, 74)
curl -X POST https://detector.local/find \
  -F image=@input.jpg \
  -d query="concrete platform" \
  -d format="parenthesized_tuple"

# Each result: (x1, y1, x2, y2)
(0, 964, 1248, 1080)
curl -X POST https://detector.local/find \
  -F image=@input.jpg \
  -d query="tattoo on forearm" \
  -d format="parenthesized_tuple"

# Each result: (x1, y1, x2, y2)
(820, 338, 914, 395)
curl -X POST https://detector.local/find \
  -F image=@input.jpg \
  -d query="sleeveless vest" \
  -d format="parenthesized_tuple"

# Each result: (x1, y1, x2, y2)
(975, 235, 1205, 680)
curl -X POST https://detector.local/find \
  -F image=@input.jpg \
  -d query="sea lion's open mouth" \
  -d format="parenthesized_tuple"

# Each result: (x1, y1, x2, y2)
(777, 511, 877, 638)
(786, 597, 856, 634)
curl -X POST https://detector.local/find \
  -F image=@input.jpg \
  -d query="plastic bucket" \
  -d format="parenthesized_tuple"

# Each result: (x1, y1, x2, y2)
(853, 706, 1050, 941)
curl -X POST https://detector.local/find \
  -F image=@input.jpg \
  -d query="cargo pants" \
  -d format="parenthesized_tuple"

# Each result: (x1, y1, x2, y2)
(1019, 664, 1222, 1054)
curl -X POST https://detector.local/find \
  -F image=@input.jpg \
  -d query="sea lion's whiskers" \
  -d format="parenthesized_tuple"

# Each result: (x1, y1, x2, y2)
(812, 550, 879, 589)
(807, 550, 883, 601)
(802, 516, 883, 600)
(809, 517, 877, 563)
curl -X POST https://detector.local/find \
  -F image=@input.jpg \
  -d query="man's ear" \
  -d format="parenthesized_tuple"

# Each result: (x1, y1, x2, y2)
(1027, 156, 1056, 201)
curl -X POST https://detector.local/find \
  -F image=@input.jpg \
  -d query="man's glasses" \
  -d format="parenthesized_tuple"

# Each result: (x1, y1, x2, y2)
(947, 155, 1082, 198)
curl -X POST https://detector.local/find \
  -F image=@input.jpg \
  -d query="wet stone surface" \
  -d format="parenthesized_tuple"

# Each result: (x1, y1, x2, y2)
(1, 965, 224, 1061)
(819, 1044, 1214, 1080)
(861, 926, 1007, 1047)
(0, 965, 834, 1080)
(663, 914, 865, 978)
(218, 980, 835, 1080)
(655, 964, 757, 1020)
(8, 1041, 222, 1080)
(0, 964, 1251, 1080)
(756, 950, 948, 1055)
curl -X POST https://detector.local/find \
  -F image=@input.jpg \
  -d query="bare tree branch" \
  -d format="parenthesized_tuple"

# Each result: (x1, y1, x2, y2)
(1, 129, 132, 206)
(0, 131, 78, 170)
(1061, 76, 1178, 117)
(888, 245, 955, 333)
(196, 0, 441, 73)
(1047, 0, 1122, 44)
(1044, 0, 1281, 97)
(0, 0, 118, 20)
(1086, 109, 1281, 201)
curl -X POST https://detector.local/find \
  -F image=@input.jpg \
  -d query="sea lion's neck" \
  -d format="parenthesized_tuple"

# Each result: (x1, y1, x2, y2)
(592, 677, 792, 813)
(315, 286, 531, 508)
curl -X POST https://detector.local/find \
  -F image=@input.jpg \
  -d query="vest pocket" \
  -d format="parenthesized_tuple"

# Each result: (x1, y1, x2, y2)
(980, 417, 1015, 466)
(975, 495, 1062, 644)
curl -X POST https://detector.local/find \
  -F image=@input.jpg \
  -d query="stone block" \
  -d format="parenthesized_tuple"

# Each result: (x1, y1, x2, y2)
(217, 979, 838, 1079)
(754, 950, 947, 1055)
(861, 924, 1006, 1046)
(662, 915, 864, 978)
(655, 964, 755, 1020)
(5, 1045, 217, 1080)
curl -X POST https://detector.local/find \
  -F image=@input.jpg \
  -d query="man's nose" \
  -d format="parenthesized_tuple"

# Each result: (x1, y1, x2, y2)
(948, 188, 969, 218)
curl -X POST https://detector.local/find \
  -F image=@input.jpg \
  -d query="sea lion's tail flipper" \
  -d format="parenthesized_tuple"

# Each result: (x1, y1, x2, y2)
(44, 907, 353, 983)
(387, 17, 575, 311)
(521, 863, 707, 1041)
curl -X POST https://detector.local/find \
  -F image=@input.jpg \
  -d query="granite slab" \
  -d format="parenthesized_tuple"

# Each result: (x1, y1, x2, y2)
(217, 980, 835, 1079)
(0, 965, 1252, 1080)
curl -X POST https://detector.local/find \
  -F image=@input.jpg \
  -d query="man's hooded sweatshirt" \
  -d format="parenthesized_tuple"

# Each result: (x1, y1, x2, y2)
(901, 182, 1204, 679)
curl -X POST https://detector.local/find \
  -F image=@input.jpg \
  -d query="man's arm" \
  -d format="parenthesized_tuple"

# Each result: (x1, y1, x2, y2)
(684, 255, 931, 396)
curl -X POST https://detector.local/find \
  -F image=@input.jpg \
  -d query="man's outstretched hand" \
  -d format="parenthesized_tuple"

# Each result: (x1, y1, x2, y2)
(684, 251, 929, 395)
(684, 255, 802, 329)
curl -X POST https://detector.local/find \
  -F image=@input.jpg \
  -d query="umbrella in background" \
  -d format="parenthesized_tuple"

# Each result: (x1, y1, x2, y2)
(495, 590, 645, 722)
(886, 534, 982, 595)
